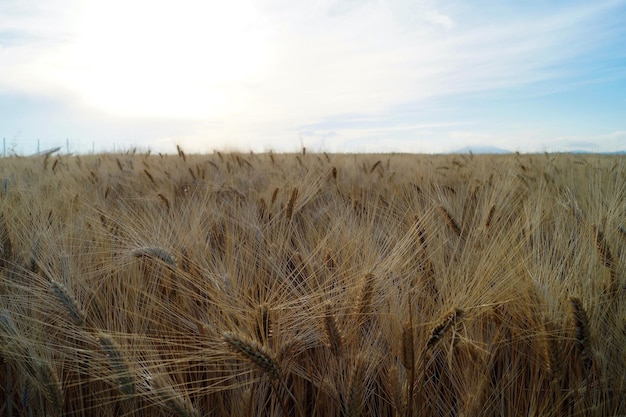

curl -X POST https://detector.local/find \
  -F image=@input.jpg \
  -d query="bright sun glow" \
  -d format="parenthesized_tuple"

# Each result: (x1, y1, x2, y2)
(51, 0, 272, 119)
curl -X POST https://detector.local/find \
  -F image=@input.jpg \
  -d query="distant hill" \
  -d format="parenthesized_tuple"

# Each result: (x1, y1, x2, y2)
(545, 150, 626, 155)
(450, 147, 626, 155)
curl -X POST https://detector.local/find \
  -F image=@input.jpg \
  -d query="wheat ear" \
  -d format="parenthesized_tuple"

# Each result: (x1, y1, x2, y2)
(0, 309, 18, 338)
(1, 177, 9, 197)
(150, 373, 198, 417)
(255, 303, 272, 344)
(97, 332, 136, 396)
(355, 273, 376, 329)
(387, 365, 405, 417)
(257, 197, 267, 221)
(50, 281, 85, 326)
(402, 303, 416, 417)
(485, 204, 496, 228)
(270, 187, 279, 207)
(286, 187, 299, 221)
(0, 212, 13, 267)
(370, 160, 382, 174)
(176, 144, 186, 161)
(223, 332, 303, 416)
(157, 193, 171, 211)
(131, 246, 177, 268)
(401, 321, 414, 372)
(324, 303, 344, 357)
(426, 308, 464, 350)
(593, 227, 618, 293)
(542, 320, 562, 384)
(439, 205, 462, 237)
(31, 358, 64, 417)
(223, 331, 281, 380)
(346, 354, 367, 417)
(144, 169, 156, 185)
(568, 297, 592, 374)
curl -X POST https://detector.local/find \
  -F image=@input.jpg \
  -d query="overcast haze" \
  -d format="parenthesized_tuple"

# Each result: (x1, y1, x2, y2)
(1, 0, 625, 155)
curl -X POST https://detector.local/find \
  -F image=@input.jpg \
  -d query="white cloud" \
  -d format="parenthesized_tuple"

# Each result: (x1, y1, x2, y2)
(423, 9, 455, 29)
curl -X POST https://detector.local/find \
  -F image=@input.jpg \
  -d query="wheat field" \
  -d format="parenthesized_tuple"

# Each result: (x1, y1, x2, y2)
(1, 150, 625, 416)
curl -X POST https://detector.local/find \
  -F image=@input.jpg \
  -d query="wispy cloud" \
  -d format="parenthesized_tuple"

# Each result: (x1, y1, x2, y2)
(223, 0, 626, 137)
(1, 0, 625, 154)
(546, 131, 626, 153)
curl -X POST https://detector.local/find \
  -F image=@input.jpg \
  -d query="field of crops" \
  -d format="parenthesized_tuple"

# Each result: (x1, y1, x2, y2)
(1, 150, 625, 416)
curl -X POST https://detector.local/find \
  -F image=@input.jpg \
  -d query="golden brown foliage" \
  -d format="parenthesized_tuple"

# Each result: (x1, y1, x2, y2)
(1, 152, 626, 416)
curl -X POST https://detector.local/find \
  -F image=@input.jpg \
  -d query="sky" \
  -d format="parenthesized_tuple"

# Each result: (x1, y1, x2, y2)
(1, 0, 625, 155)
